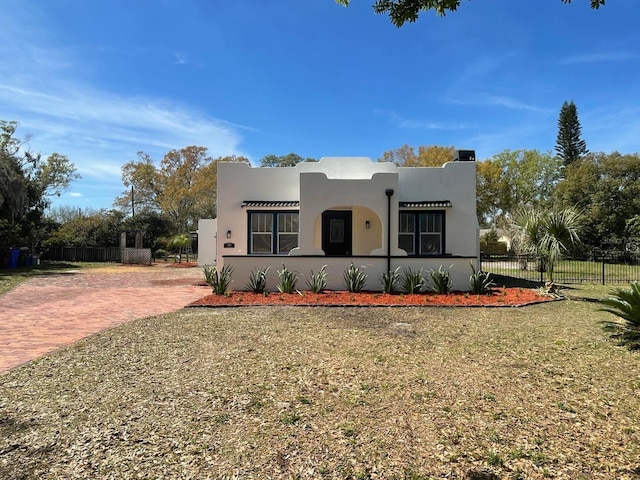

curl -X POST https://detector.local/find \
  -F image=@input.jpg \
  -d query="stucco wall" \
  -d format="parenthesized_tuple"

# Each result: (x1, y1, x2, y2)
(197, 218, 217, 266)
(221, 255, 477, 292)
(398, 161, 478, 257)
(215, 157, 479, 272)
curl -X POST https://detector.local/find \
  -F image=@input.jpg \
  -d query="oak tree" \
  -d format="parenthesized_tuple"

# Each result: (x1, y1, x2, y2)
(378, 144, 455, 167)
(260, 153, 317, 167)
(114, 148, 249, 233)
(476, 149, 562, 226)
(0, 120, 79, 250)
(554, 152, 640, 249)
(335, 0, 605, 27)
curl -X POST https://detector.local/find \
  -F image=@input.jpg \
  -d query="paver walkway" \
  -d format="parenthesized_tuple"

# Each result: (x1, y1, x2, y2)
(0, 265, 209, 373)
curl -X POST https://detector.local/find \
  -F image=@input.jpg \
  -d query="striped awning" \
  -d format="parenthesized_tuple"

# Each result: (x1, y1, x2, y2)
(399, 201, 452, 208)
(241, 200, 300, 208)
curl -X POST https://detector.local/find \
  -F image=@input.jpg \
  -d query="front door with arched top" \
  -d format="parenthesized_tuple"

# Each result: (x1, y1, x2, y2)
(322, 210, 352, 256)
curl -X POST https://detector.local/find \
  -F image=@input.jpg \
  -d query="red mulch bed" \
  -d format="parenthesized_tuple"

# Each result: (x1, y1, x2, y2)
(188, 288, 555, 308)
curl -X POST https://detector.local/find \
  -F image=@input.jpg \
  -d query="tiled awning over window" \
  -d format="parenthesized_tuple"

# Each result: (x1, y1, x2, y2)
(241, 200, 300, 208)
(399, 201, 452, 208)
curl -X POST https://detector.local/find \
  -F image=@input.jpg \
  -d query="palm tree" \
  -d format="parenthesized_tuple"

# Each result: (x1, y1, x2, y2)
(510, 207, 582, 282)
(597, 282, 640, 350)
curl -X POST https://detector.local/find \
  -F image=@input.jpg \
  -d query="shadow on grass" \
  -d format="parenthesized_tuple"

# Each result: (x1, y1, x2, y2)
(490, 274, 543, 289)
(0, 261, 84, 276)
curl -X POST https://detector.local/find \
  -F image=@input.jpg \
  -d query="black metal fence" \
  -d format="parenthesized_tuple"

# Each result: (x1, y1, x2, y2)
(480, 252, 640, 285)
(40, 246, 122, 263)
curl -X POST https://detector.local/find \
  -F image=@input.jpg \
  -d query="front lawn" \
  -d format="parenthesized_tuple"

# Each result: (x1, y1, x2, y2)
(1, 299, 639, 479)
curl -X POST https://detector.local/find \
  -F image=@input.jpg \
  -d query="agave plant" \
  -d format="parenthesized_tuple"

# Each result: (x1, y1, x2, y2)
(428, 265, 452, 294)
(246, 266, 270, 293)
(401, 266, 425, 294)
(380, 267, 401, 294)
(343, 263, 367, 293)
(306, 265, 328, 293)
(597, 281, 640, 350)
(277, 265, 298, 294)
(469, 262, 495, 295)
(203, 264, 233, 295)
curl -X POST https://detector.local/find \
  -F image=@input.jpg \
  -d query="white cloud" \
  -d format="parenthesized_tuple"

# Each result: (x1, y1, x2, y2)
(584, 105, 640, 154)
(376, 109, 467, 130)
(442, 92, 550, 113)
(0, 82, 246, 176)
(0, 3, 249, 209)
(482, 95, 550, 113)
(562, 51, 639, 65)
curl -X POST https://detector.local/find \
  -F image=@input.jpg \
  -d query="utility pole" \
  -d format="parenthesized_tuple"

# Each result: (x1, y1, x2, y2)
(131, 185, 135, 217)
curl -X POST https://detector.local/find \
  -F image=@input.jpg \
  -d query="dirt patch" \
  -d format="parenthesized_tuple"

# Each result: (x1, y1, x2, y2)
(189, 287, 554, 307)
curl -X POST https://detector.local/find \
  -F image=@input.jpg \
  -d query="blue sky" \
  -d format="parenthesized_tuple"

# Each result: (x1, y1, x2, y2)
(1, 0, 639, 211)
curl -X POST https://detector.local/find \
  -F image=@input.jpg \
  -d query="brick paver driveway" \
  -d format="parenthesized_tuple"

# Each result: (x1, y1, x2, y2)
(0, 265, 209, 373)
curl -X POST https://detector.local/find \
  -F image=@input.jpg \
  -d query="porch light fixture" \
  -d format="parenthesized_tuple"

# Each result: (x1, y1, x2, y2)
(226, 230, 232, 239)
(365, 220, 371, 230)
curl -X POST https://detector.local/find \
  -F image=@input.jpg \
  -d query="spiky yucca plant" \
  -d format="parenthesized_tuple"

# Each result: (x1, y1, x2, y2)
(203, 264, 233, 295)
(306, 265, 328, 293)
(343, 263, 367, 293)
(597, 282, 640, 350)
(469, 262, 495, 295)
(401, 266, 425, 294)
(380, 267, 401, 294)
(277, 265, 298, 294)
(428, 265, 452, 294)
(246, 266, 270, 293)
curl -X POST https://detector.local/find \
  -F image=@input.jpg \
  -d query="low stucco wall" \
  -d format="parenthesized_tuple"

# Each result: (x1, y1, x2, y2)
(221, 255, 478, 292)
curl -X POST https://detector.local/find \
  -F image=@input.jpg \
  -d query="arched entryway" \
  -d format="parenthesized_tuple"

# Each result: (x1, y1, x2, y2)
(314, 206, 382, 256)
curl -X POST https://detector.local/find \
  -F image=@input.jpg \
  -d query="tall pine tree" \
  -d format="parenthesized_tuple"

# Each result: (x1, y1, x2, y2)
(555, 100, 588, 166)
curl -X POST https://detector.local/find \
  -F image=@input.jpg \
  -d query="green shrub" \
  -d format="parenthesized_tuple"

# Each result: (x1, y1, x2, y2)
(277, 265, 298, 294)
(480, 241, 508, 255)
(306, 265, 328, 293)
(469, 262, 495, 294)
(401, 266, 425, 294)
(380, 267, 401, 294)
(597, 281, 640, 350)
(343, 263, 367, 293)
(203, 264, 233, 295)
(246, 266, 270, 293)
(428, 265, 453, 294)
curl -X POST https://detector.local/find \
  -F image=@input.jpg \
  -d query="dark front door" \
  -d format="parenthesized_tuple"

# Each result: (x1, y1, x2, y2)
(322, 210, 352, 256)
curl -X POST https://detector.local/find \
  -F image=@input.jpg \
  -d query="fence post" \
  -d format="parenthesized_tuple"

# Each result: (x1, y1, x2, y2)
(539, 255, 543, 284)
(601, 254, 605, 285)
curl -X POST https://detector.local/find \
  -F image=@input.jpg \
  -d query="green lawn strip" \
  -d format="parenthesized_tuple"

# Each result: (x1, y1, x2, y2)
(484, 258, 640, 284)
(1, 303, 639, 479)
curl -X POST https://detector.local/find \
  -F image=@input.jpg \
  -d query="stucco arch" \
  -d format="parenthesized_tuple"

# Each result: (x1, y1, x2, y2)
(312, 205, 382, 255)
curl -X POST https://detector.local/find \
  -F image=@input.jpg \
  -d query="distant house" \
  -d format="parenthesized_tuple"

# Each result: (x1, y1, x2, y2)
(479, 228, 512, 253)
(199, 154, 479, 291)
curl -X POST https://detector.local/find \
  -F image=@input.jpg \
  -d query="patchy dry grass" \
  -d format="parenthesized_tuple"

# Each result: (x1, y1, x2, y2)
(1, 299, 639, 479)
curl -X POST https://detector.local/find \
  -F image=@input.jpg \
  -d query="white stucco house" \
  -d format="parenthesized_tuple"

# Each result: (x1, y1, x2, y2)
(198, 153, 479, 291)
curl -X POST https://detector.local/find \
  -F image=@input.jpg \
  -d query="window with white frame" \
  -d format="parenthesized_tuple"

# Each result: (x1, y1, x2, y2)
(398, 211, 444, 255)
(249, 211, 299, 254)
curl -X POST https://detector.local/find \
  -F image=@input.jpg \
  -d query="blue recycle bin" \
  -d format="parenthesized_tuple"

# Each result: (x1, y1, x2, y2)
(8, 248, 20, 269)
